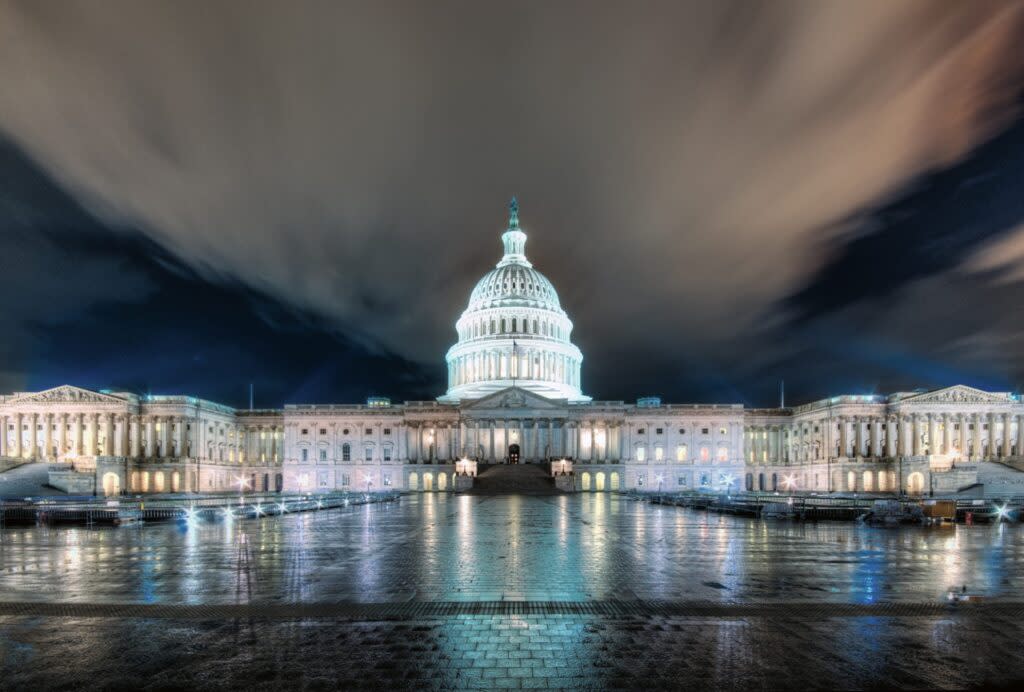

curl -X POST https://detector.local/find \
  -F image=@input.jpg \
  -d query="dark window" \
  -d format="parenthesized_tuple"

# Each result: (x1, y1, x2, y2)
(343, 428, 350, 435)
(319, 428, 327, 435)
(301, 428, 308, 435)
(637, 428, 646, 435)
(365, 428, 372, 435)
(678, 428, 686, 435)
(656, 428, 664, 435)
(701, 428, 709, 435)
(383, 428, 391, 435)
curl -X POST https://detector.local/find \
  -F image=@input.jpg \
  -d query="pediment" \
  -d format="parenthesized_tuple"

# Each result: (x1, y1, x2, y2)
(902, 385, 1013, 405)
(8, 385, 128, 406)
(461, 387, 567, 412)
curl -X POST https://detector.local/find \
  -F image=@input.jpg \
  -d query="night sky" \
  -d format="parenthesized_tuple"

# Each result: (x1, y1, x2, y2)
(2, 1, 1024, 408)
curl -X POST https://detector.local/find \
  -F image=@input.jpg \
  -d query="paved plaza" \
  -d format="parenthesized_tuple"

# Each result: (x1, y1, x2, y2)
(3, 494, 1024, 689)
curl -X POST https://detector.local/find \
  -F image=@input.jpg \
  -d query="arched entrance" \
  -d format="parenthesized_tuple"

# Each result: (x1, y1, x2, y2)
(408, 472, 419, 490)
(610, 472, 620, 490)
(423, 472, 434, 491)
(581, 471, 591, 491)
(863, 470, 874, 492)
(102, 472, 120, 496)
(438, 473, 448, 491)
(595, 472, 606, 491)
(508, 443, 520, 464)
(907, 472, 925, 495)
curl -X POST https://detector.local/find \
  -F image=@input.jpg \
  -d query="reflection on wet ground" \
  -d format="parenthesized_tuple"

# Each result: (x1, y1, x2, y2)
(2, 493, 1024, 689)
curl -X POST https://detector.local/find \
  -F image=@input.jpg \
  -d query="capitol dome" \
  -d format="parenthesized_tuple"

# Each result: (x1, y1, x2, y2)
(438, 198, 589, 403)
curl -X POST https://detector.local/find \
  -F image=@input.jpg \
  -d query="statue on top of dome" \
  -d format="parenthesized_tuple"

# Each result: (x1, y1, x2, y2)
(508, 196, 519, 229)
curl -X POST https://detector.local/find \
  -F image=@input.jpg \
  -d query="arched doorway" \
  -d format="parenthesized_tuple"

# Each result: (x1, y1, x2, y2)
(847, 471, 857, 492)
(171, 471, 181, 493)
(408, 472, 419, 490)
(102, 472, 120, 496)
(758, 473, 765, 491)
(907, 472, 925, 495)
(438, 473, 448, 491)
(508, 443, 520, 464)
(423, 472, 434, 491)
(274, 474, 283, 492)
(610, 472, 620, 490)
(862, 470, 874, 492)
(771, 473, 778, 491)
(581, 472, 591, 491)
(154, 471, 165, 493)
(595, 472, 606, 491)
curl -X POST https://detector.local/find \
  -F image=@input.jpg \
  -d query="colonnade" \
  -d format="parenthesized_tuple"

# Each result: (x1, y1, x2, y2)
(0, 410, 282, 464)
(404, 419, 622, 463)
(448, 349, 579, 389)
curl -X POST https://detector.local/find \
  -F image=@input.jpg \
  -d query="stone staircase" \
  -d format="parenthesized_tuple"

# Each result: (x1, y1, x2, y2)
(468, 463, 561, 495)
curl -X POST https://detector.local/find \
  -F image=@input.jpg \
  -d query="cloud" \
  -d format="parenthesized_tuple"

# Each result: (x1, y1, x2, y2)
(0, 0, 1022, 388)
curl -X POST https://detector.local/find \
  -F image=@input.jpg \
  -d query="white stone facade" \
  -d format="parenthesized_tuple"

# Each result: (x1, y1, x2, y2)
(3, 202, 1023, 496)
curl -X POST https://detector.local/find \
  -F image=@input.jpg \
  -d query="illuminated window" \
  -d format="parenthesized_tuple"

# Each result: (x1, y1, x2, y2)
(655, 446, 664, 461)
(719, 427, 727, 435)
(637, 473, 645, 487)
(383, 473, 392, 486)
(700, 446, 710, 461)
(636, 446, 647, 461)
(716, 445, 728, 461)
(676, 444, 687, 461)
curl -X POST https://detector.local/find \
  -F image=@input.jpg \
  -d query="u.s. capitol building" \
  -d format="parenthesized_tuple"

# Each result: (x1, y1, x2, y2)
(3, 201, 1024, 497)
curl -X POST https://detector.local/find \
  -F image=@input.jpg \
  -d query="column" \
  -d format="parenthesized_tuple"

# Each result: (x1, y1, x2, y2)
(928, 414, 938, 456)
(112, 415, 123, 457)
(959, 414, 968, 459)
(488, 421, 495, 461)
(42, 413, 53, 460)
(0, 415, 6, 458)
(102, 413, 113, 456)
(1003, 413, 1012, 458)
(13, 412, 23, 458)
(73, 414, 84, 456)
(838, 417, 848, 458)
(1017, 414, 1024, 458)
(870, 418, 882, 457)
(28, 413, 38, 458)
(575, 422, 583, 459)
(912, 415, 922, 456)
(131, 416, 141, 458)
(943, 414, 953, 457)
(884, 417, 895, 457)
(988, 413, 998, 459)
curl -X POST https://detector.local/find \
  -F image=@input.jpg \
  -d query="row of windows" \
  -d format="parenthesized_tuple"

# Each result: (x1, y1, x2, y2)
(460, 316, 564, 341)
(300, 443, 393, 462)
(634, 444, 729, 462)
(635, 426, 729, 436)
(301, 427, 391, 436)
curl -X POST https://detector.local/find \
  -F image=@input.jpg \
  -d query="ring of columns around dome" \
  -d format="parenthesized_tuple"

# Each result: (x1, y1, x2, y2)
(3, 201, 1024, 496)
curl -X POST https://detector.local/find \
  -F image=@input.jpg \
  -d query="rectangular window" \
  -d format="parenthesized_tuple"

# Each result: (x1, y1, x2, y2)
(702, 428, 709, 435)
(636, 473, 645, 487)
(676, 445, 687, 461)
(342, 445, 351, 461)
(383, 428, 391, 436)
(720, 427, 728, 435)
(342, 474, 350, 486)
(365, 428, 372, 435)
(301, 428, 309, 435)
(319, 428, 327, 435)
(364, 447, 372, 461)
(636, 446, 647, 461)
(319, 449, 327, 461)
(637, 428, 646, 435)
(678, 476, 687, 487)
(654, 446, 664, 461)
(383, 473, 392, 487)
(301, 448, 308, 462)
(655, 428, 663, 435)
(383, 448, 392, 461)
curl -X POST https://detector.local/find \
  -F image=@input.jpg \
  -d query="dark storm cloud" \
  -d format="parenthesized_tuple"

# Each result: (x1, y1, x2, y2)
(2, 0, 1024, 403)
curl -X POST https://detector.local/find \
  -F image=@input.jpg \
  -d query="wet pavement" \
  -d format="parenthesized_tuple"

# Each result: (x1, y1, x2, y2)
(2, 493, 1024, 689)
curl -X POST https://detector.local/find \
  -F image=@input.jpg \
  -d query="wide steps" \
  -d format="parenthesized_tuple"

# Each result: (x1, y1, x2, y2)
(469, 464, 560, 495)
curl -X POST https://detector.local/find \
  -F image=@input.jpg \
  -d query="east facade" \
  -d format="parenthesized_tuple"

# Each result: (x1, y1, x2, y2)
(3, 201, 1023, 496)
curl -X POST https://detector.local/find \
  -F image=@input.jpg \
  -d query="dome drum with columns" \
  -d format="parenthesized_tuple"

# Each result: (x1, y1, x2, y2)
(438, 199, 589, 403)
